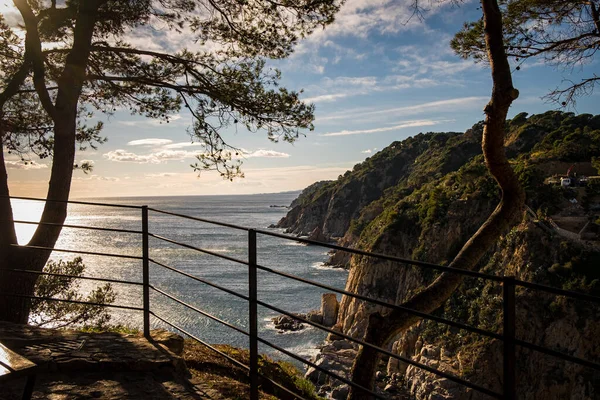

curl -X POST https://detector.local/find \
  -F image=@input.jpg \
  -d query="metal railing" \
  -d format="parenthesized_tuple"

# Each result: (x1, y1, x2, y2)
(2, 195, 600, 400)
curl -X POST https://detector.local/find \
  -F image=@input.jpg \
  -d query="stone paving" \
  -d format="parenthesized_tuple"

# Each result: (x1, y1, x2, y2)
(0, 322, 220, 400)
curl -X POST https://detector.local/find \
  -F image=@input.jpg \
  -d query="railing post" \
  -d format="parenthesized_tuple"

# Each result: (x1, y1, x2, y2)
(503, 276, 516, 400)
(142, 205, 150, 339)
(248, 229, 259, 400)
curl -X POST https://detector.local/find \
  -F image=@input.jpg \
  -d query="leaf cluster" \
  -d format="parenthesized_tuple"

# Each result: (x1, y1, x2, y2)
(30, 257, 116, 329)
(0, 0, 340, 175)
(451, 0, 600, 105)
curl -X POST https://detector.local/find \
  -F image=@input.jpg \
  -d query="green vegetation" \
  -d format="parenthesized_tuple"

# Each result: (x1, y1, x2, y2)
(30, 257, 116, 329)
(183, 341, 323, 400)
(340, 111, 600, 264)
(0, 0, 341, 324)
(78, 324, 140, 335)
(294, 111, 600, 364)
(452, 0, 600, 106)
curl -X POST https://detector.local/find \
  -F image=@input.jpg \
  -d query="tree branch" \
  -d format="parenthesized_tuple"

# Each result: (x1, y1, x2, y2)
(588, 1, 600, 36)
(13, 0, 57, 120)
(0, 59, 33, 249)
(347, 0, 524, 397)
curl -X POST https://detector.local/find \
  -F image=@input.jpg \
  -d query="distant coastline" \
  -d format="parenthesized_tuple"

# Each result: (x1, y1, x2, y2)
(72, 189, 303, 202)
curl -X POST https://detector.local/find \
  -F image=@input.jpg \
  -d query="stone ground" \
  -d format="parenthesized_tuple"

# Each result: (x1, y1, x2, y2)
(0, 322, 226, 400)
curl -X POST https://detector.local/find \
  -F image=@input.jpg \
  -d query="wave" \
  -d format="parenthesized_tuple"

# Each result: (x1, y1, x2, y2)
(310, 262, 347, 272)
(284, 341, 321, 359)
(284, 241, 308, 247)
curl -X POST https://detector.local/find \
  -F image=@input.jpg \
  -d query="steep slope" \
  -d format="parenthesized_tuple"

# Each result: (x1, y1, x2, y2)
(279, 111, 600, 399)
(275, 131, 471, 238)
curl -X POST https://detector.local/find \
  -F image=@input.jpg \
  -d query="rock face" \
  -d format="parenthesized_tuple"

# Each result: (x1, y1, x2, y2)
(271, 293, 339, 332)
(321, 293, 339, 327)
(275, 130, 470, 239)
(288, 111, 600, 399)
(272, 315, 304, 331)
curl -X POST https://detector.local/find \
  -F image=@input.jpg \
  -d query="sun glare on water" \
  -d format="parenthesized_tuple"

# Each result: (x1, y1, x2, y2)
(11, 200, 45, 245)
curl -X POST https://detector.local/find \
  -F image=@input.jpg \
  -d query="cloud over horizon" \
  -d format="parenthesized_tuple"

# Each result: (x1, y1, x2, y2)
(5, 161, 48, 170)
(322, 119, 450, 136)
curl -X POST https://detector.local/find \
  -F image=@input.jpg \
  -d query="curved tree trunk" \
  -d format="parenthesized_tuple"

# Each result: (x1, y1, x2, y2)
(0, 0, 103, 323)
(347, 0, 524, 398)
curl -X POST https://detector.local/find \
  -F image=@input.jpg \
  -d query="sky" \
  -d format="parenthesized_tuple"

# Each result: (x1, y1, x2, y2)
(2, 0, 598, 198)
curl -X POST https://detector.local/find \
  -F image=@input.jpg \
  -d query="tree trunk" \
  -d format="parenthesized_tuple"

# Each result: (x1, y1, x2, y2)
(347, 1, 523, 398)
(0, 1, 102, 323)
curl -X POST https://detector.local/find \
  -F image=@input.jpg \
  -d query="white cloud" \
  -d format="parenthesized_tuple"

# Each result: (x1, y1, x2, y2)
(291, 0, 458, 63)
(319, 96, 488, 122)
(361, 149, 372, 154)
(73, 174, 120, 182)
(323, 76, 378, 87)
(104, 146, 288, 164)
(302, 71, 454, 105)
(163, 142, 205, 149)
(303, 93, 350, 103)
(312, 64, 325, 74)
(307, 0, 428, 41)
(127, 138, 173, 146)
(103, 149, 198, 163)
(244, 150, 290, 158)
(322, 119, 449, 137)
(145, 173, 178, 178)
(119, 115, 184, 128)
(5, 161, 48, 170)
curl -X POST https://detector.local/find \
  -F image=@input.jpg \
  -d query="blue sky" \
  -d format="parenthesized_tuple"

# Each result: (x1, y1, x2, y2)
(3, 0, 598, 198)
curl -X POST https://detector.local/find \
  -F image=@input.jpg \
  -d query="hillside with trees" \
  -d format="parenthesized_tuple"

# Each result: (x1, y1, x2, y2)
(278, 110, 600, 399)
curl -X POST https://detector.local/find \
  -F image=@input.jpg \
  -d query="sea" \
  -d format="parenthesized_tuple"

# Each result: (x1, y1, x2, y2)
(12, 192, 349, 364)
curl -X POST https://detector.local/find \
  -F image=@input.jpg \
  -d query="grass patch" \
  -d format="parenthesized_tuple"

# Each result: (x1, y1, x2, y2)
(183, 340, 323, 400)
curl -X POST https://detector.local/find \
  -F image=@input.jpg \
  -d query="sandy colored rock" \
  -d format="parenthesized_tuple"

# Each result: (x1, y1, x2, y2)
(321, 293, 339, 327)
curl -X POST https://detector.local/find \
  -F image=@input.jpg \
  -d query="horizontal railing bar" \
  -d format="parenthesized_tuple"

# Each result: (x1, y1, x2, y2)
(515, 339, 600, 371)
(11, 244, 143, 260)
(255, 371, 311, 400)
(0, 293, 143, 311)
(6, 195, 143, 209)
(255, 229, 503, 282)
(149, 258, 250, 301)
(150, 312, 250, 372)
(150, 285, 249, 337)
(514, 279, 600, 304)
(148, 233, 248, 266)
(256, 264, 503, 341)
(13, 220, 143, 235)
(257, 300, 502, 399)
(257, 336, 386, 400)
(153, 313, 310, 400)
(148, 207, 250, 232)
(3, 268, 143, 286)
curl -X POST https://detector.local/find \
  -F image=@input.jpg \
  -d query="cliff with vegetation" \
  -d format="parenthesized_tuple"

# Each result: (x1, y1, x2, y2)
(276, 111, 600, 399)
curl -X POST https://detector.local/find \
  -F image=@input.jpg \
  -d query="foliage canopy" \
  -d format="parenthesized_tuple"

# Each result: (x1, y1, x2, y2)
(451, 0, 600, 106)
(0, 0, 341, 324)
(1, 0, 341, 177)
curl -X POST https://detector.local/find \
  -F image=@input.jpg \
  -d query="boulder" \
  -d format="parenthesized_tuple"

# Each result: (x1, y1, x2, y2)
(321, 293, 339, 327)
(306, 310, 323, 325)
(150, 329, 184, 355)
(326, 323, 344, 341)
(308, 226, 328, 242)
(272, 315, 304, 331)
(331, 384, 350, 400)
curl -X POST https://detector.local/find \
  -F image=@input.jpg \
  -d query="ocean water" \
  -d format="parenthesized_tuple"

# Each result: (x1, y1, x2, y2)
(12, 193, 349, 363)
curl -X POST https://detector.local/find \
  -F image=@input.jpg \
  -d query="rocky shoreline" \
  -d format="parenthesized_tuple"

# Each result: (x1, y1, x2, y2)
(272, 112, 600, 400)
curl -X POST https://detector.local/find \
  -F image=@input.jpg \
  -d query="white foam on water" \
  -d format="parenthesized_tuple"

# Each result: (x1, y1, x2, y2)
(310, 262, 347, 272)
(284, 341, 321, 360)
(202, 248, 233, 253)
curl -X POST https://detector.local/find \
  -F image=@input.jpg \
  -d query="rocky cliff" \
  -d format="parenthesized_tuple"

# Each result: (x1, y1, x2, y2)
(278, 111, 600, 399)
